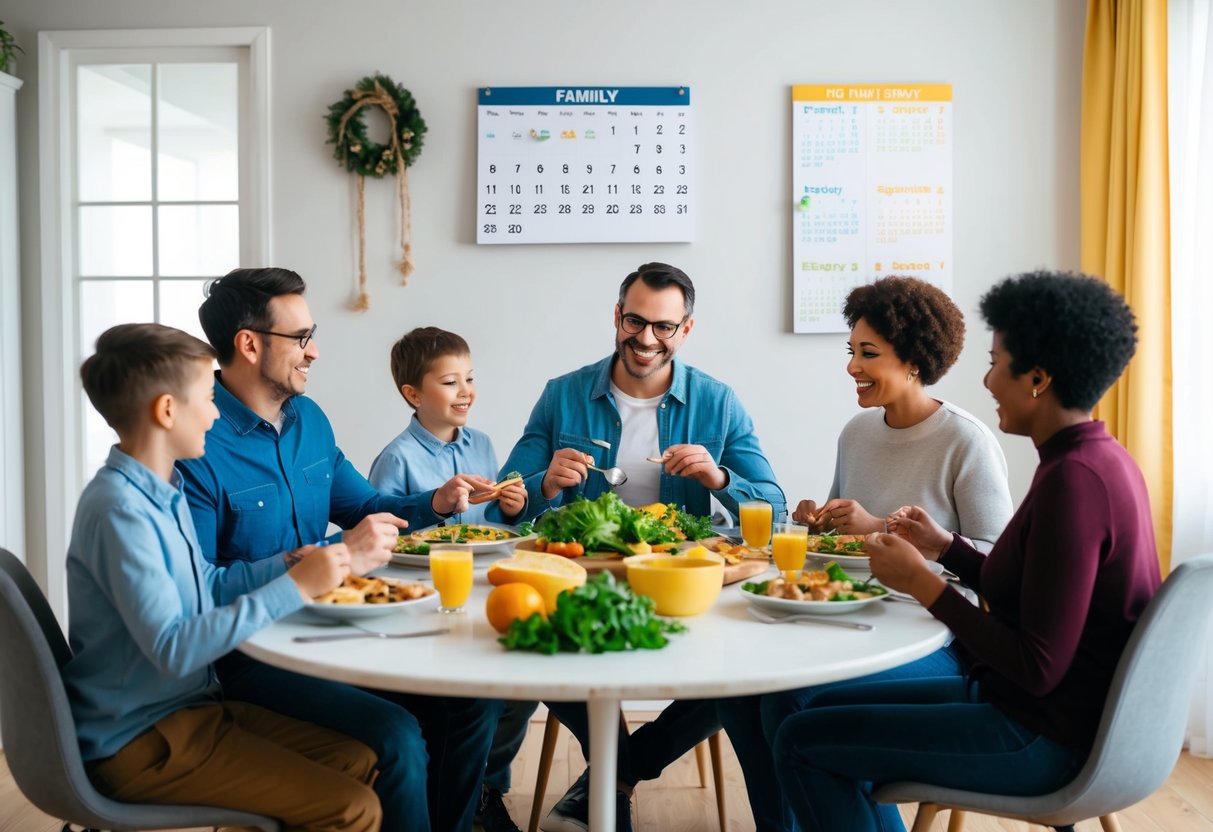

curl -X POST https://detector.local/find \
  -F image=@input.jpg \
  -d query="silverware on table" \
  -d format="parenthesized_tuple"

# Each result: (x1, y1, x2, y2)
(293, 627, 449, 643)
(747, 606, 874, 631)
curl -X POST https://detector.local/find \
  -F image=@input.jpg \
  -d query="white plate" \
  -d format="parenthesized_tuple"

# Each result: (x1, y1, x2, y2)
(805, 556, 946, 577)
(395, 522, 537, 562)
(304, 589, 438, 620)
(739, 582, 889, 615)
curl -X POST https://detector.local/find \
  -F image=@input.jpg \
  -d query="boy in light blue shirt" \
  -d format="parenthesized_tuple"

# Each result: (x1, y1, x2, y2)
(63, 323, 381, 830)
(369, 326, 529, 831)
(369, 327, 526, 524)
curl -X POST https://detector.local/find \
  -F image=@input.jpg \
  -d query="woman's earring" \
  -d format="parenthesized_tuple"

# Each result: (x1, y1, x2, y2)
(1032, 388, 1039, 399)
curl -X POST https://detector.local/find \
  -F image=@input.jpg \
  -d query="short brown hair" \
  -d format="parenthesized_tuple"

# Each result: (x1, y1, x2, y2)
(389, 327, 470, 409)
(80, 323, 216, 435)
(843, 276, 966, 386)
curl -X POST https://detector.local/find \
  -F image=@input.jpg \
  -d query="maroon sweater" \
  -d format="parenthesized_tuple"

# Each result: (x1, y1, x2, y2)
(930, 421, 1161, 748)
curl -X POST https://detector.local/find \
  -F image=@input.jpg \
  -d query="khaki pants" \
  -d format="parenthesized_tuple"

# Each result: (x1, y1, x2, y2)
(88, 701, 382, 832)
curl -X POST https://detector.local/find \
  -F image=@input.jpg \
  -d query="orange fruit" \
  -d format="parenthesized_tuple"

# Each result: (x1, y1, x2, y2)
(486, 550, 588, 612)
(485, 583, 546, 633)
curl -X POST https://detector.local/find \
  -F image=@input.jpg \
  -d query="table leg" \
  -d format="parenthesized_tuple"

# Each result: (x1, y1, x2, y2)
(587, 696, 620, 831)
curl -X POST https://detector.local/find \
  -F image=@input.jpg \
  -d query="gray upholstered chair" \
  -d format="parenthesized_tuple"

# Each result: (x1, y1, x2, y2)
(873, 552, 1213, 832)
(0, 547, 280, 832)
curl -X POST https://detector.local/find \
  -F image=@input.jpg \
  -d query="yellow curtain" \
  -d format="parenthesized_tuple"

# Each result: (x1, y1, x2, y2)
(1081, 0, 1173, 572)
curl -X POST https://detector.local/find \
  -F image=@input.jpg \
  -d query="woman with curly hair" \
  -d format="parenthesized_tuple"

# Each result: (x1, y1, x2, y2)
(794, 275, 1013, 549)
(771, 271, 1161, 832)
(718, 276, 1014, 831)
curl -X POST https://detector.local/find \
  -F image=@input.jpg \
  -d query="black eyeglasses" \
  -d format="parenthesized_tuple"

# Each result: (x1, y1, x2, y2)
(249, 323, 317, 350)
(618, 311, 687, 340)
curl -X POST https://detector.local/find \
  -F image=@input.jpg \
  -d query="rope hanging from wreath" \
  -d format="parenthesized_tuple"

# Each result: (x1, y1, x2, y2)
(325, 73, 427, 311)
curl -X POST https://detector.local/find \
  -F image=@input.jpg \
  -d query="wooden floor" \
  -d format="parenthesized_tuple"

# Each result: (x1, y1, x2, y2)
(4, 712, 1213, 831)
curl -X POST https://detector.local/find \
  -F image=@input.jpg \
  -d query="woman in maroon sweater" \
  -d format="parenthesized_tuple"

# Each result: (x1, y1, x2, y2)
(772, 271, 1161, 832)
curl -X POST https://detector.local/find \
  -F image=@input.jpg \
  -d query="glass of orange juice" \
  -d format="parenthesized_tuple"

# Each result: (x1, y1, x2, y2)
(430, 548, 474, 613)
(739, 501, 773, 550)
(771, 523, 809, 580)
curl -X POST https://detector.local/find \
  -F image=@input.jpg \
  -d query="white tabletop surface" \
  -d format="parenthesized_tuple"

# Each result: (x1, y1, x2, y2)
(239, 563, 950, 702)
(240, 561, 950, 829)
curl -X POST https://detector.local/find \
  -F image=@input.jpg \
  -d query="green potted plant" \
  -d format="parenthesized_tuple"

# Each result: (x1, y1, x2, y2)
(0, 21, 23, 76)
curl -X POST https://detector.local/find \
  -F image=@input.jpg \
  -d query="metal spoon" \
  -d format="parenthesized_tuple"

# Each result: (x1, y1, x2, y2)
(585, 462, 628, 487)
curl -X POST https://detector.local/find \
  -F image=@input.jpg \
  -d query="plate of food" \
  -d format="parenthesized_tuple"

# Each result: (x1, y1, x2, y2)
(391, 522, 536, 566)
(306, 574, 437, 619)
(804, 553, 947, 577)
(805, 534, 872, 569)
(739, 562, 889, 615)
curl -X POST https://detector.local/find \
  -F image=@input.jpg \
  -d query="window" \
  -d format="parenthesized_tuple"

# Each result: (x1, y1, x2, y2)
(37, 28, 268, 614)
(75, 55, 246, 476)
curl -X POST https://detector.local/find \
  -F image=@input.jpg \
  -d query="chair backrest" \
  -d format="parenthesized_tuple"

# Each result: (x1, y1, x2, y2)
(0, 547, 279, 831)
(1050, 552, 1213, 820)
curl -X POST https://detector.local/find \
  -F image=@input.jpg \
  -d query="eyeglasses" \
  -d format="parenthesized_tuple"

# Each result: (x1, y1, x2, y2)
(249, 323, 317, 350)
(618, 311, 687, 340)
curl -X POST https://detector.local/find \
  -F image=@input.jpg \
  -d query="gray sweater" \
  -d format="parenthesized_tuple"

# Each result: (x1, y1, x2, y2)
(829, 401, 1013, 551)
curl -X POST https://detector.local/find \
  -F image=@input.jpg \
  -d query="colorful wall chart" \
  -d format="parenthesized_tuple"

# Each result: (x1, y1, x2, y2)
(476, 86, 693, 244)
(792, 84, 953, 333)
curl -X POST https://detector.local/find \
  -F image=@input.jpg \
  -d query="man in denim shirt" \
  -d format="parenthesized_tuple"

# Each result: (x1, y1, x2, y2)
(502, 263, 785, 522)
(177, 267, 500, 832)
(498, 263, 786, 832)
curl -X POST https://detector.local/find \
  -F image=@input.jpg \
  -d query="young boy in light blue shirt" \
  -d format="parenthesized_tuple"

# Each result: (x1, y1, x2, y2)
(369, 327, 526, 524)
(369, 326, 530, 831)
(63, 323, 382, 830)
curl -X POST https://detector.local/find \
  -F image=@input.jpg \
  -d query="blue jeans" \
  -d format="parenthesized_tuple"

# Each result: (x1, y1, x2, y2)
(772, 675, 1088, 832)
(218, 653, 500, 831)
(483, 700, 539, 792)
(546, 698, 720, 787)
(717, 645, 964, 831)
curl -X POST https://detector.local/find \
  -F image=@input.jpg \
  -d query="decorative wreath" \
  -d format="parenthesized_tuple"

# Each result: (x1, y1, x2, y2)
(325, 74, 427, 311)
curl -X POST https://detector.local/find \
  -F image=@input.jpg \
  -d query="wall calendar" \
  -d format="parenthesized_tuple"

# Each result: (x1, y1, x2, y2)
(792, 84, 953, 333)
(476, 86, 693, 244)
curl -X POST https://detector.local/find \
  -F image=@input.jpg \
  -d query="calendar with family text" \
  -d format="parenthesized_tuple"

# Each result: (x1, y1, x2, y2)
(792, 84, 953, 333)
(477, 86, 693, 244)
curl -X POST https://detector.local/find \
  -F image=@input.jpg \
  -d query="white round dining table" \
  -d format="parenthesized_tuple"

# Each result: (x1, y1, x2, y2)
(239, 562, 950, 830)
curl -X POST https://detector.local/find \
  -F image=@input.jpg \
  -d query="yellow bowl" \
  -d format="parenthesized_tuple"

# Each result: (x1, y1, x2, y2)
(623, 549, 725, 617)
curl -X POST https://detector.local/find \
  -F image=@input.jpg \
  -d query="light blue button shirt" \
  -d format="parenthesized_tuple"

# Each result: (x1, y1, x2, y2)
(369, 415, 513, 525)
(499, 356, 787, 521)
(63, 446, 305, 762)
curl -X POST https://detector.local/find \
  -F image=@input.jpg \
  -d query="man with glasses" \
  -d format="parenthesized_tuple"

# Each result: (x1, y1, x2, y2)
(497, 262, 786, 832)
(176, 267, 500, 832)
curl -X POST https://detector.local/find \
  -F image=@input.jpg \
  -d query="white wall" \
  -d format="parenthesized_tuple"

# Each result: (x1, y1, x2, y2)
(7, 0, 1084, 571)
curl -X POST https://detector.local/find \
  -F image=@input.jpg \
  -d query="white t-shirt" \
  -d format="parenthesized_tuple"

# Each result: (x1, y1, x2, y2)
(610, 383, 663, 507)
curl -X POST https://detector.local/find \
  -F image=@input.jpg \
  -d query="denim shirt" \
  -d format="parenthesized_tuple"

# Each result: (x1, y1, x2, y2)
(369, 415, 513, 525)
(498, 356, 786, 521)
(177, 375, 440, 565)
(63, 446, 303, 761)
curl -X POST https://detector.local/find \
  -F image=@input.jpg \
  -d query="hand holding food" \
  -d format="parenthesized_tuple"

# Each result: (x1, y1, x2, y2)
(865, 532, 947, 605)
(289, 543, 351, 599)
(467, 471, 525, 506)
(792, 499, 830, 532)
(541, 448, 592, 499)
(433, 473, 496, 515)
(344, 512, 408, 574)
(884, 505, 952, 559)
(817, 498, 883, 534)
(661, 443, 727, 491)
(495, 478, 527, 517)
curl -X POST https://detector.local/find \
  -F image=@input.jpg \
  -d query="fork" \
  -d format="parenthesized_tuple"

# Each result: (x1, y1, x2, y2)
(747, 606, 874, 631)
(294, 627, 449, 643)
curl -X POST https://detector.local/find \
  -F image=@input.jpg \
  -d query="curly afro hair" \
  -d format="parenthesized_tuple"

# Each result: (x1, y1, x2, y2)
(842, 276, 966, 385)
(979, 270, 1137, 411)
